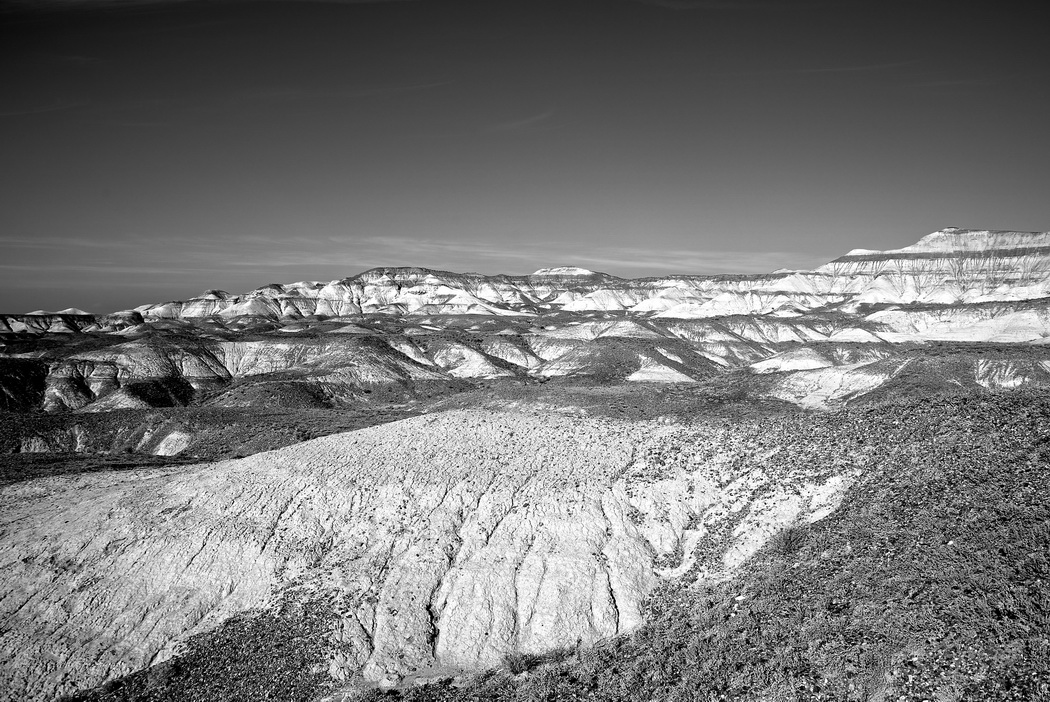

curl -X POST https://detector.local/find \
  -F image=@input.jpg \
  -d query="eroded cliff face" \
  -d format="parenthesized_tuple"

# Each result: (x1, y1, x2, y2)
(809, 228, 1050, 306)
(4, 314, 1050, 419)
(100, 228, 1049, 320)
(5, 228, 1050, 331)
(0, 409, 862, 701)
(5, 227, 1050, 419)
(0, 312, 142, 335)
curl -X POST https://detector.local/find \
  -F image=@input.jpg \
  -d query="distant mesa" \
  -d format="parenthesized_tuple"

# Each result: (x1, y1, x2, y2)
(871, 227, 1050, 256)
(8, 226, 1050, 325)
(23, 308, 90, 315)
(531, 266, 602, 277)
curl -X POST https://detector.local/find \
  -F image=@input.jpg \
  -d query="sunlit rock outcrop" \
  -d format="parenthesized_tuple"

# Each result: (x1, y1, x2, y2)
(4, 228, 1050, 414)
(82, 228, 1039, 322)
(4, 228, 1048, 329)
(0, 410, 861, 700)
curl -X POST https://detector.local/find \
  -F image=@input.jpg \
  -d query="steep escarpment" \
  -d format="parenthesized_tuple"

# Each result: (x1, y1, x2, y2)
(6, 228, 1043, 327)
(4, 407, 869, 702)
(810, 228, 1050, 306)
(114, 228, 1050, 320)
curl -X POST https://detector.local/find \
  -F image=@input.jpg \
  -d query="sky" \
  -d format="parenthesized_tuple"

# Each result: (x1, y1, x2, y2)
(1, 0, 1048, 313)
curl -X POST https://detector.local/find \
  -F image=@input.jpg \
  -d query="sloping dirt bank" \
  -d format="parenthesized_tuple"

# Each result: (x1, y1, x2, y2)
(360, 394, 1050, 702)
(3, 404, 858, 701)
(7, 394, 1048, 702)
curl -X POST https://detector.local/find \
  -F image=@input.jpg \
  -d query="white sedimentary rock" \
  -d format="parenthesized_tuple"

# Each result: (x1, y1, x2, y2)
(109, 228, 1048, 321)
(0, 410, 859, 700)
(6, 227, 1050, 414)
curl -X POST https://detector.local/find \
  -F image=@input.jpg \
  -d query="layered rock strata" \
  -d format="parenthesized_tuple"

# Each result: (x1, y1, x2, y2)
(6, 228, 1045, 325)
(5, 228, 1050, 415)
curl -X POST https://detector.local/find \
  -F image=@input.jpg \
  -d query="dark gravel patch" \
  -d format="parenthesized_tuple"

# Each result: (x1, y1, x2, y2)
(62, 596, 337, 702)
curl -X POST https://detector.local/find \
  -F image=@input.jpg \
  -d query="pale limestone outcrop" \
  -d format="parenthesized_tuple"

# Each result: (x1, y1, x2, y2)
(425, 340, 516, 378)
(0, 410, 861, 701)
(152, 430, 193, 456)
(758, 355, 1050, 409)
(10, 306, 1050, 415)
(35, 341, 230, 411)
(6, 228, 1050, 332)
(811, 228, 1050, 305)
(866, 304, 1050, 342)
(0, 312, 140, 335)
(8, 228, 1050, 414)
(763, 360, 909, 409)
(119, 228, 1050, 321)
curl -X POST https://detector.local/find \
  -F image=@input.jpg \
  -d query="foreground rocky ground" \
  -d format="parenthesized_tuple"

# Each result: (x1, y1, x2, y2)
(1, 391, 1046, 702)
(2, 400, 844, 699)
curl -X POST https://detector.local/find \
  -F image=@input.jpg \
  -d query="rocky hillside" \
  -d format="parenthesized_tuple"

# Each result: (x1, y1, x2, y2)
(366, 394, 1050, 702)
(5, 403, 868, 701)
(5, 315, 1050, 420)
(0, 394, 1041, 702)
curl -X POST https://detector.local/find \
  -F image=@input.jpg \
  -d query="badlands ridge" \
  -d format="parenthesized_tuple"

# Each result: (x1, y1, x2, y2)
(1, 227, 1049, 701)
(4, 228, 1050, 421)
(8, 227, 1050, 323)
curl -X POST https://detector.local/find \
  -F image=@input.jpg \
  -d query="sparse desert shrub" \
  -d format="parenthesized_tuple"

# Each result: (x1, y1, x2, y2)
(99, 679, 122, 694)
(501, 650, 534, 675)
(500, 645, 577, 677)
(536, 641, 580, 667)
(144, 659, 177, 689)
(767, 524, 807, 556)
